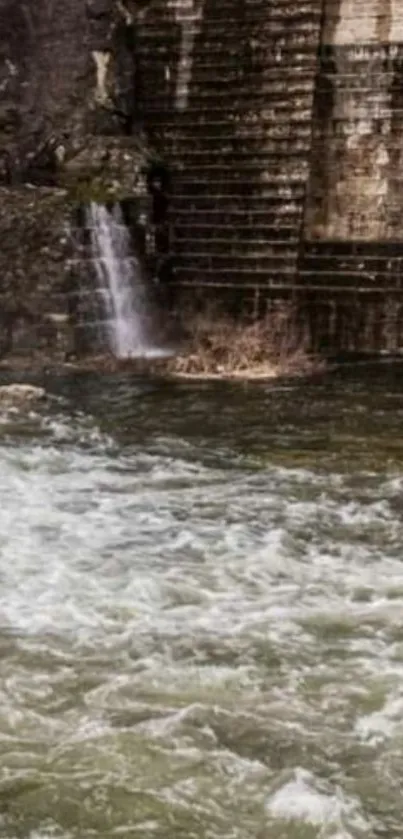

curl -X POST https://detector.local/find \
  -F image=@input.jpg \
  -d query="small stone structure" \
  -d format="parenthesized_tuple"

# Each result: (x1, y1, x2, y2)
(1, 0, 403, 357)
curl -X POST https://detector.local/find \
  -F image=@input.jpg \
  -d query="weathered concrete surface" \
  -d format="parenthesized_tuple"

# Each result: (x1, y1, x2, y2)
(305, 44, 392, 241)
(301, 0, 403, 352)
(323, 0, 403, 43)
(306, 0, 403, 241)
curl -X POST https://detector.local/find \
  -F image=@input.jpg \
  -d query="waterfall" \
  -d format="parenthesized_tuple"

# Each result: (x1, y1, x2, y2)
(86, 202, 166, 359)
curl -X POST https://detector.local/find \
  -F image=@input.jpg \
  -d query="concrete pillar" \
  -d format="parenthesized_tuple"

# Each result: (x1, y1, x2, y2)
(390, 1, 403, 41)
(323, 0, 385, 44)
(306, 0, 403, 240)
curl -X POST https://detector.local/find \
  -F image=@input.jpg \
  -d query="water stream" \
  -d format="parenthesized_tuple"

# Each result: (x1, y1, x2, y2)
(1, 363, 403, 837)
(87, 203, 168, 360)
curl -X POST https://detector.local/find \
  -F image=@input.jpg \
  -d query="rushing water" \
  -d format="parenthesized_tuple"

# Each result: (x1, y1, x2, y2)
(2, 363, 403, 838)
(87, 203, 167, 360)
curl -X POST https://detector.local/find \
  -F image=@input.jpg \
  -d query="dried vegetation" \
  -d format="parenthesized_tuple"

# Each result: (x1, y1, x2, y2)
(166, 302, 324, 380)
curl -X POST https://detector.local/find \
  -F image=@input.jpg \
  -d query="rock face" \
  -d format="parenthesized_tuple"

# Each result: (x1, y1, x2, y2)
(0, 0, 141, 180)
(0, 186, 72, 359)
(0, 0, 152, 361)
(1, 0, 403, 357)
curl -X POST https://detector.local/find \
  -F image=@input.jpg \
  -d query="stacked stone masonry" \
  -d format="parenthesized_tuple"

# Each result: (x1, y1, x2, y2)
(301, 0, 403, 350)
(135, 0, 323, 304)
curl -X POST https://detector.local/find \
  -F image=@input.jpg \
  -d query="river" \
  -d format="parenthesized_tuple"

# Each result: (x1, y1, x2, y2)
(1, 363, 403, 838)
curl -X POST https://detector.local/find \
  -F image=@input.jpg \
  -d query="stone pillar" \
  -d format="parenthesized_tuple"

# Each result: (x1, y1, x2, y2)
(306, 0, 403, 240)
(300, 0, 403, 353)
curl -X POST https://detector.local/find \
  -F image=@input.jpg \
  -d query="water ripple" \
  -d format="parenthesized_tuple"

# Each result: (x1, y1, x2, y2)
(1, 370, 403, 836)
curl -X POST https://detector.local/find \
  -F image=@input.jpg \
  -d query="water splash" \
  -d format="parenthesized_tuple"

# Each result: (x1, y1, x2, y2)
(86, 202, 168, 359)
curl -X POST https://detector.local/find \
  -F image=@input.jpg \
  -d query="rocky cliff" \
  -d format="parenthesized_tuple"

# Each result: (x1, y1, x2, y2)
(0, 0, 151, 360)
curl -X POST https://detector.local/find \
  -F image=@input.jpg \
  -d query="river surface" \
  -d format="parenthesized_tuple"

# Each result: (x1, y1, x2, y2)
(1, 364, 403, 839)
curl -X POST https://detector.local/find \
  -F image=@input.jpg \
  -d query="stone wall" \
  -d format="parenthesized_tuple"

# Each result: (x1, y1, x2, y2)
(302, 0, 403, 352)
(135, 0, 323, 311)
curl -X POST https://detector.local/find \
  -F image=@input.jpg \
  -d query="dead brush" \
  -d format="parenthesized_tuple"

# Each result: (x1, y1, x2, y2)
(169, 301, 324, 379)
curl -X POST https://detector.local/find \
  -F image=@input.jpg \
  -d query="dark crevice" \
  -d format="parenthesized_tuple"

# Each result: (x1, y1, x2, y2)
(146, 162, 173, 292)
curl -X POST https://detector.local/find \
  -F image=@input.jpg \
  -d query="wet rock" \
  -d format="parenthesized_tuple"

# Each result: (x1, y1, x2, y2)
(0, 384, 46, 406)
(61, 135, 148, 200)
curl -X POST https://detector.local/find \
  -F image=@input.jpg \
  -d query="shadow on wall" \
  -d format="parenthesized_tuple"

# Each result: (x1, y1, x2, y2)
(146, 161, 173, 296)
(179, 0, 271, 309)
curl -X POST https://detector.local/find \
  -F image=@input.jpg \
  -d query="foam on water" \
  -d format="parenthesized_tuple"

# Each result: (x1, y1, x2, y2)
(1, 384, 403, 837)
(265, 768, 369, 835)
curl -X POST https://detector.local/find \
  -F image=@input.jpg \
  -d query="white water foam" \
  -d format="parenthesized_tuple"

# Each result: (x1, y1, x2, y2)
(0, 417, 402, 836)
(265, 768, 369, 836)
